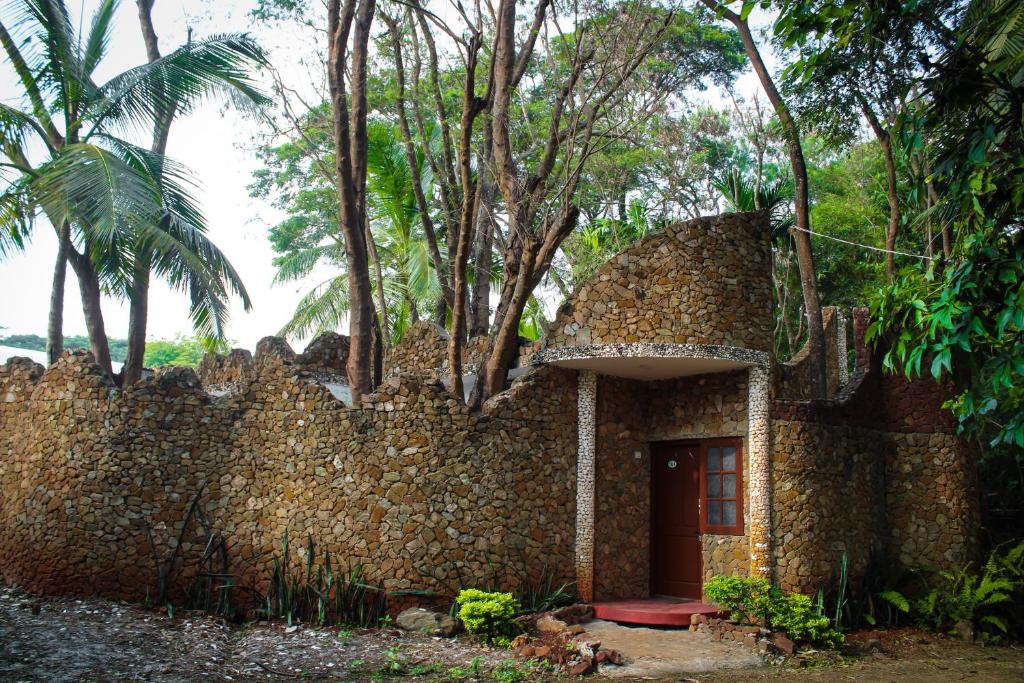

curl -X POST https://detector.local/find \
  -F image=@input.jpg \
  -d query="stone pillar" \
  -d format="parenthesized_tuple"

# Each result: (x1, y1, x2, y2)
(747, 364, 772, 578)
(575, 370, 597, 601)
(836, 308, 849, 389)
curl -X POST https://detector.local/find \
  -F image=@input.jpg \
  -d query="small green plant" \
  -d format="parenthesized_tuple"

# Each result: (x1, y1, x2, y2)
(491, 659, 530, 682)
(381, 646, 404, 675)
(456, 589, 520, 644)
(515, 561, 576, 615)
(704, 575, 843, 648)
(915, 564, 1014, 639)
(259, 530, 388, 627)
(775, 593, 843, 648)
(703, 575, 774, 624)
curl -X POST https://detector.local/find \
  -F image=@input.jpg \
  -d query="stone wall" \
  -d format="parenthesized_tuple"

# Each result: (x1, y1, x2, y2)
(385, 322, 448, 376)
(593, 371, 751, 600)
(536, 212, 774, 353)
(770, 309, 979, 593)
(770, 420, 887, 593)
(0, 347, 578, 608)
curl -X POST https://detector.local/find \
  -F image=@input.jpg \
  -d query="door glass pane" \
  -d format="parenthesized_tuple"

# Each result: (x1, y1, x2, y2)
(707, 448, 721, 472)
(707, 474, 721, 497)
(722, 447, 736, 471)
(708, 501, 722, 525)
(723, 474, 736, 497)
(723, 501, 737, 526)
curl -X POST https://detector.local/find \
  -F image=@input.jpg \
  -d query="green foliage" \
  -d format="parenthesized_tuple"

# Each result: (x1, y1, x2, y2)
(913, 541, 1024, 642)
(143, 337, 209, 368)
(772, 592, 844, 648)
(455, 589, 520, 644)
(0, 2, 265, 342)
(865, 0, 1024, 450)
(704, 575, 774, 625)
(251, 115, 439, 344)
(515, 563, 576, 615)
(260, 531, 387, 628)
(705, 575, 843, 648)
(817, 551, 912, 630)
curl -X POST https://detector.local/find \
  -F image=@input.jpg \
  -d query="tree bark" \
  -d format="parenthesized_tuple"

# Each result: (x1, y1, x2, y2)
(470, 130, 496, 336)
(709, 1, 827, 398)
(124, 0, 175, 387)
(68, 247, 114, 377)
(328, 0, 378, 401)
(446, 35, 483, 401)
(46, 223, 70, 365)
(862, 102, 899, 278)
(365, 213, 390, 346)
(122, 252, 152, 385)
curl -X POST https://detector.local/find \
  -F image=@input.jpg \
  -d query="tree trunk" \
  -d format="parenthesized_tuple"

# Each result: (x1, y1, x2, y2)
(365, 214, 390, 347)
(469, 138, 496, 336)
(68, 247, 114, 378)
(446, 36, 482, 401)
(122, 252, 152, 386)
(712, 1, 827, 398)
(328, 0, 378, 401)
(862, 102, 899, 278)
(474, 239, 539, 405)
(127, 0, 175, 387)
(46, 223, 70, 365)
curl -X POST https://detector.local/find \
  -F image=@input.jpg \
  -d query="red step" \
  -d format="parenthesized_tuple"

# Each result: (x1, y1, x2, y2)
(591, 599, 724, 627)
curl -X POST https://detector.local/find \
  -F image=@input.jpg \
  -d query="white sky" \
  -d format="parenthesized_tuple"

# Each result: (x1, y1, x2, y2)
(0, 0, 769, 351)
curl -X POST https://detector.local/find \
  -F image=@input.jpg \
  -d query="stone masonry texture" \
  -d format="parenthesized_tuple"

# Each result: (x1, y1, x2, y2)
(0, 212, 979, 609)
(0, 341, 578, 608)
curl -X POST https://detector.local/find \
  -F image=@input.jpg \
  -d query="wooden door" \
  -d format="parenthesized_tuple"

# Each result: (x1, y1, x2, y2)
(650, 443, 702, 599)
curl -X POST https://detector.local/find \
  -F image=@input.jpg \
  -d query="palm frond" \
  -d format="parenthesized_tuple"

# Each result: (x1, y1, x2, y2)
(81, 0, 116, 78)
(88, 34, 270, 137)
(30, 142, 163, 247)
(0, 179, 33, 257)
(279, 276, 350, 340)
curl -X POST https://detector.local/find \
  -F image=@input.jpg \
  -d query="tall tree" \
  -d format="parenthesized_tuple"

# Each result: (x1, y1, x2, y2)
(702, 0, 828, 398)
(0, 0, 265, 378)
(121, 0, 265, 385)
(327, 0, 378, 400)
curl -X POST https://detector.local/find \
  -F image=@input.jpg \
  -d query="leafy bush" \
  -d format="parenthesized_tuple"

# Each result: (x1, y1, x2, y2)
(703, 575, 774, 624)
(773, 593, 844, 649)
(704, 575, 843, 648)
(456, 589, 520, 644)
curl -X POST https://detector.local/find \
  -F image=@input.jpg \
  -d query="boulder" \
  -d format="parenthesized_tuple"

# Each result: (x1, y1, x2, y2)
(395, 608, 459, 637)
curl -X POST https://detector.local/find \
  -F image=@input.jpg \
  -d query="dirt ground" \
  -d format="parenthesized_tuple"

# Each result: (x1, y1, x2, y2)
(697, 629, 1024, 683)
(3, 585, 1024, 682)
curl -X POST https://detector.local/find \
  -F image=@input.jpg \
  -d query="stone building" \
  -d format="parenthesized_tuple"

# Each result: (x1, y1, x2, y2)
(0, 211, 977, 621)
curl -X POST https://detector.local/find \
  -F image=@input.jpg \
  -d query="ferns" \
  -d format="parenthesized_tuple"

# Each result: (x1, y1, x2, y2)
(914, 540, 1024, 642)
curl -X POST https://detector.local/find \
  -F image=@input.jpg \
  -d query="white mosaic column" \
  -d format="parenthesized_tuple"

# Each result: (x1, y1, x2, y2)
(575, 370, 597, 602)
(747, 364, 773, 578)
(836, 308, 849, 388)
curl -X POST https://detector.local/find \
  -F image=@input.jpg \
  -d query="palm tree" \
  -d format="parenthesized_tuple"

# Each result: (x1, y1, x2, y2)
(275, 122, 439, 346)
(0, 0, 266, 378)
